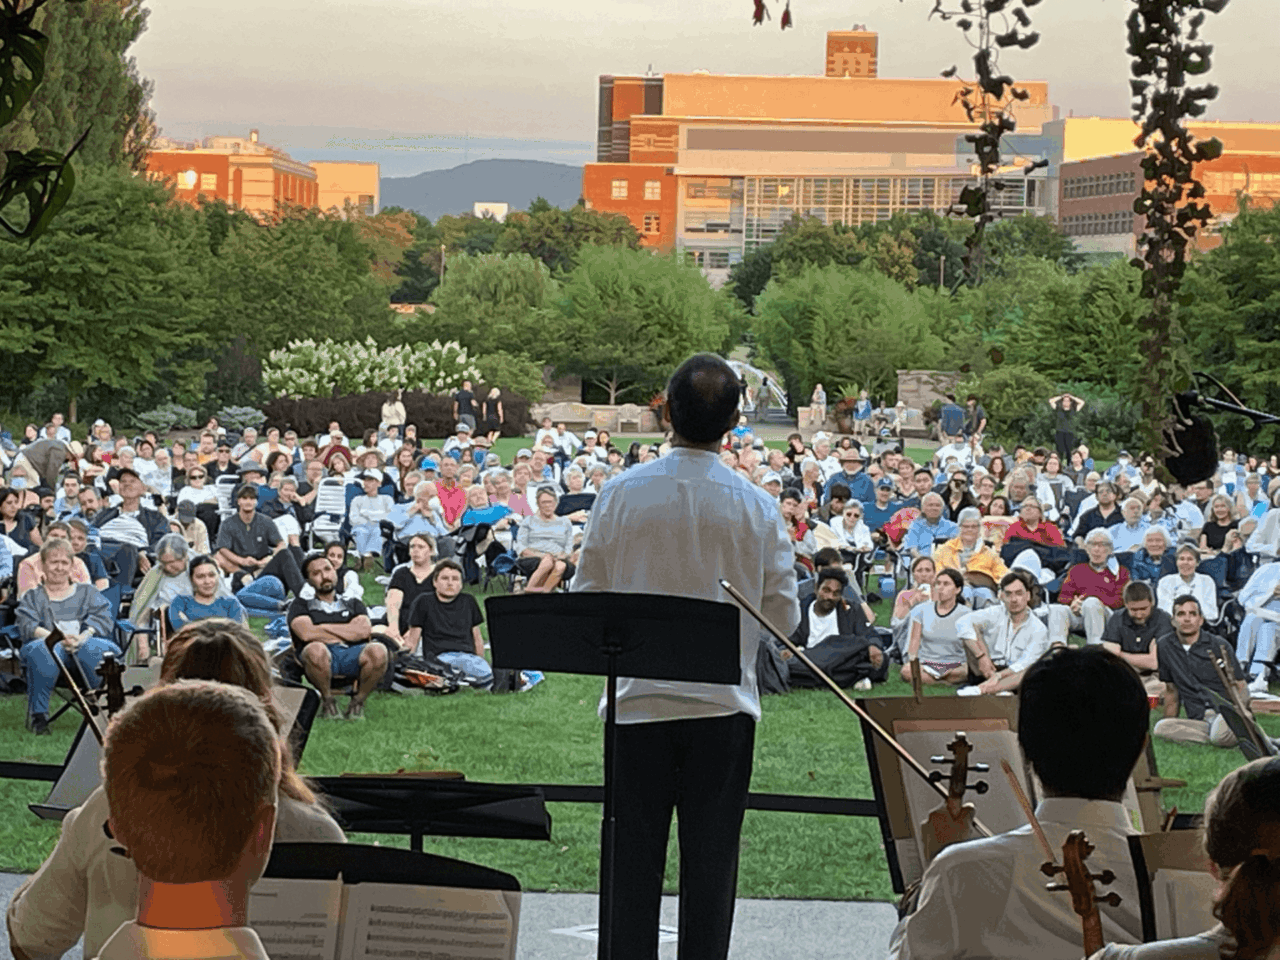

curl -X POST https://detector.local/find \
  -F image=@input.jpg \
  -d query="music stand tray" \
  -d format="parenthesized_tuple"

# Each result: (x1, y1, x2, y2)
(485, 591, 741, 960)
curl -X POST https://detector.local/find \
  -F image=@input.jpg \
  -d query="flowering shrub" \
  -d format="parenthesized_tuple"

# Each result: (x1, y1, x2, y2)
(261, 338, 482, 400)
(132, 403, 198, 436)
(214, 406, 267, 432)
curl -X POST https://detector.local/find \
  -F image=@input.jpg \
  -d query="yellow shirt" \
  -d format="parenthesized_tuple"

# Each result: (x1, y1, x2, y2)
(932, 536, 1008, 584)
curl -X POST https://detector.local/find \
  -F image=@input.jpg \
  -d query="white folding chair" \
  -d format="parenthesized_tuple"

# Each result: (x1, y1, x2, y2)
(214, 474, 238, 519)
(308, 477, 349, 549)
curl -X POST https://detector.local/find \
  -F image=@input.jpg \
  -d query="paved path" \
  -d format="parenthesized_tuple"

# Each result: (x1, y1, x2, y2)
(0, 872, 898, 960)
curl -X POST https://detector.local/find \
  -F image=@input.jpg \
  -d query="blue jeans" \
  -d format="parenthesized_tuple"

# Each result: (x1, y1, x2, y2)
(236, 575, 285, 617)
(351, 523, 384, 556)
(1237, 599, 1280, 676)
(21, 636, 122, 716)
(438, 651, 493, 690)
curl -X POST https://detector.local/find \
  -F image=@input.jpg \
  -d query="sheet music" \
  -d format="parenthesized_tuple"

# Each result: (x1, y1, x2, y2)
(1153, 869, 1218, 939)
(340, 882, 519, 960)
(249, 878, 344, 960)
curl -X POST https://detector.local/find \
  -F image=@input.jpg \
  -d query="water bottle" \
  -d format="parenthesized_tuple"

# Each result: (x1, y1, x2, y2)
(879, 575, 896, 598)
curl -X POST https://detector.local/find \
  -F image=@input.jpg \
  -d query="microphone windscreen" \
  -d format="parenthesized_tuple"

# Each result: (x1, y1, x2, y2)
(1163, 393, 1218, 486)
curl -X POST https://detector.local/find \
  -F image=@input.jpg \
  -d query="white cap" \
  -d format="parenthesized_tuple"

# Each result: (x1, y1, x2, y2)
(811, 431, 830, 443)
(516, 448, 532, 459)
(761, 471, 783, 487)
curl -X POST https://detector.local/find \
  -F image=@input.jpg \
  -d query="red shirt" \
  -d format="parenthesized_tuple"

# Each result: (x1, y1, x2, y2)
(436, 480, 467, 525)
(1059, 562, 1130, 610)
(1003, 519, 1065, 547)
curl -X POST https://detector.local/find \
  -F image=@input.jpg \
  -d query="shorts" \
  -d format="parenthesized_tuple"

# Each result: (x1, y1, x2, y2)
(328, 642, 368, 679)
(920, 659, 964, 679)
(515, 556, 577, 579)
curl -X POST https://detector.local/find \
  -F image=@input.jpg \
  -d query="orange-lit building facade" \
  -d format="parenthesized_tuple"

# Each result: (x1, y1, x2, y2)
(582, 30, 1057, 280)
(146, 131, 380, 221)
(1052, 119, 1280, 256)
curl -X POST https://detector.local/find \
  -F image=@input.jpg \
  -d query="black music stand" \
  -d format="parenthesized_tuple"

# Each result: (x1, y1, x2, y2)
(485, 591, 741, 960)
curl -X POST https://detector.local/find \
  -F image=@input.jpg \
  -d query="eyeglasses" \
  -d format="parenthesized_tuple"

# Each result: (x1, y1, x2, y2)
(189, 472, 205, 479)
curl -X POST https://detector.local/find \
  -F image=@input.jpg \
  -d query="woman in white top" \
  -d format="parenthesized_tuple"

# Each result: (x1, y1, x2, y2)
(1089, 756, 1280, 960)
(829, 501, 873, 553)
(300, 541, 365, 603)
(6, 619, 345, 960)
(175, 463, 218, 506)
(1157, 544, 1219, 622)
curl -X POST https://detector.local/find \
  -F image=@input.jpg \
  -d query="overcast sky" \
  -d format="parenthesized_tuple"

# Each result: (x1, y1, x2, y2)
(131, 0, 1276, 175)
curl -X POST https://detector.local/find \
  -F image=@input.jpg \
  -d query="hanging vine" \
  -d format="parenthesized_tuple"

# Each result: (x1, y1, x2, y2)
(926, 0, 1046, 285)
(1127, 0, 1229, 456)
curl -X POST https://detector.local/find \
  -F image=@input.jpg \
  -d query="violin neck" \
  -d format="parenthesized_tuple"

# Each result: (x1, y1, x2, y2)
(1082, 912, 1104, 957)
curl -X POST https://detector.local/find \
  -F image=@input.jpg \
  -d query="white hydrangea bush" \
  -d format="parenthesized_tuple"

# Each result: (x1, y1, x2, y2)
(262, 338, 483, 400)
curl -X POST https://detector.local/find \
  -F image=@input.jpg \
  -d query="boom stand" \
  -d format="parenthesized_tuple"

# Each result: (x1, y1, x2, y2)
(486, 592, 741, 960)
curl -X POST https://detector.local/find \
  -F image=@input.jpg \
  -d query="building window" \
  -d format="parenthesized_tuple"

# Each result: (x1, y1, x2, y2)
(644, 180, 661, 200)
(358, 194, 375, 215)
(643, 213, 661, 234)
(199, 173, 217, 192)
(611, 179, 628, 199)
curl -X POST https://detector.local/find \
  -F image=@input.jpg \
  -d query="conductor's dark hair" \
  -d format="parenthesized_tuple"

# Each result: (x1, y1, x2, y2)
(1018, 646, 1147, 801)
(816, 566, 848, 589)
(667, 354, 740, 444)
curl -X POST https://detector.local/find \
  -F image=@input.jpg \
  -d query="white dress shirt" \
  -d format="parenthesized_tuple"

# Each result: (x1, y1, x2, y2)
(1089, 924, 1229, 960)
(955, 605, 1051, 674)
(889, 797, 1143, 960)
(573, 447, 799, 724)
(95, 921, 270, 960)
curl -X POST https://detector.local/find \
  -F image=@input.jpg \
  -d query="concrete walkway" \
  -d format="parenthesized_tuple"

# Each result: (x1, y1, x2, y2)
(0, 872, 898, 960)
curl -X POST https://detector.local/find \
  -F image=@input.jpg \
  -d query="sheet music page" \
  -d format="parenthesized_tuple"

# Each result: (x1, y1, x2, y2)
(340, 882, 519, 960)
(249, 878, 344, 960)
(1153, 868, 1218, 939)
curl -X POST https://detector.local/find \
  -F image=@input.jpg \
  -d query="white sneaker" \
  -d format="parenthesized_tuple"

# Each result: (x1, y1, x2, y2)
(853, 678, 873, 692)
(1250, 674, 1270, 696)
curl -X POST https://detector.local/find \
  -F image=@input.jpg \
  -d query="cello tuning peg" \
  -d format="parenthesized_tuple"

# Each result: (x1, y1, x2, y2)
(971, 762, 990, 773)
(928, 771, 945, 783)
(929, 755, 948, 765)
(1045, 881, 1067, 892)
(1098, 892, 1123, 907)
(970, 780, 989, 794)
(1094, 869, 1116, 885)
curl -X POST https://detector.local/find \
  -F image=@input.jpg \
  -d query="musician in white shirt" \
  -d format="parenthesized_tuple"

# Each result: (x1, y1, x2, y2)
(890, 645, 1150, 960)
(573, 353, 798, 960)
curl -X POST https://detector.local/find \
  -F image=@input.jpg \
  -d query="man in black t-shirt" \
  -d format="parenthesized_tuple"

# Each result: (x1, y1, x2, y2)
(405, 559, 492, 689)
(288, 553, 387, 719)
(1153, 595, 1249, 748)
(214, 484, 305, 597)
(1100, 580, 1173, 697)
(452, 380, 477, 432)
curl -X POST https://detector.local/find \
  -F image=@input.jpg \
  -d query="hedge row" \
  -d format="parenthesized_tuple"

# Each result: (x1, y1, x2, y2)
(261, 388, 532, 441)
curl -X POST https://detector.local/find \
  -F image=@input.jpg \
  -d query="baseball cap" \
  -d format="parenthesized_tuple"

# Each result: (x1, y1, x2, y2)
(216, 439, 232, 450)
(811, 431, 830, 443)
(114, 466, 142, 484)
(761, 471, 783, 487)
(176, 500, 197, 522)
(876, 477, 895, 489)
(238, 461, 266, 477)
(234, 482, 258, 501)
(516, 448, 532, 459)
(584, 429, 598, 438)
(420, 458, 439, 472)
(361, 470, 381, 482)
(455, 422, 472, 433)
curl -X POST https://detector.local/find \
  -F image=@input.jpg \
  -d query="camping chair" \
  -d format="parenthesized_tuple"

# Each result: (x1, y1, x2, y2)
(308, 477, 350, 549)
(214, 474, 239, 520)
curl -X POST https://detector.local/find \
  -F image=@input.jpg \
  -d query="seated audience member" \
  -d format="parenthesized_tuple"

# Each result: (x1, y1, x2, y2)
(827, 499, 873, 553)
(433, 455, 468, 527)
(514, 485, 577, 592)
(52, 474, 81, 519)
(1153, 596, 1248, 748)
(1130, 526, 1173, 584)
(1236, 562, 1280, 693)
(932, 507, 1009, 608)
(66, 519, 108, 590)
(823, 448, 873, 504)
(1003, 496, 1065, 547)
(348, 470, 394, 570)
(941, 470, 978, 523)
(1232, 471, 1269, 534)
(62, 682, 279, 960)
(459, 482, 514, 571)
(215, 483, 305, 599)
(382, 533, 437, 648)
(1157, 543, 1220, 622)
(902, 568, 971, 685)
(956, 569, 1052, 694)
(890, 555, 937, 658)
(901, 493, 959, 560)
(288, 552, 388, 720)
(1072, 480, 1122, 546)
(171, 500, 211, 554)
(797, 547, 876, 624)
(15, 521, 90, 596)
(890, 646, 1149, 960)
(130, 534, 204, 659)
(1107, 497, 1151, 553)
(786, 567, 886, 690)
(1049, 529, 1130, 646)
(389, 480, 452, 558)
(92, 467, 169, 581)
(863, 476, 900, 532)
(1199, 493, 1244, 557)
(320, 446, 354, 480)
(404, 558, 492, 689)
(1245, 487, 1280, 560)
(1099, 580, 1173, 698)
(16, 538, 119, 735)
(169, 555, 248, 627)
(299, 541, 364, 603)
(1091, 755, 1280, 960)
(780, 488, 818, 564)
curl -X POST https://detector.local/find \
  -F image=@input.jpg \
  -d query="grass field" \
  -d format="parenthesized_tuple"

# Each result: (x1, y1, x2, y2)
(0, 440, 1163, 898)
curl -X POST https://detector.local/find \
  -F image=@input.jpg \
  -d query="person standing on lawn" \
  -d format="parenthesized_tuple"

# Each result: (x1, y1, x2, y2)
(572, 353, 799, 960)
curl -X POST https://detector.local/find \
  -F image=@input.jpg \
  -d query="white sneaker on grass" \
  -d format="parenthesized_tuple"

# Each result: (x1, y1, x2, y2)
(1249, 674, 1270, 696)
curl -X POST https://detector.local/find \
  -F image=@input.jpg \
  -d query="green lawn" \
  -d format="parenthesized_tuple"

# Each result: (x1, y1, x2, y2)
(0, 566, 1268, 899)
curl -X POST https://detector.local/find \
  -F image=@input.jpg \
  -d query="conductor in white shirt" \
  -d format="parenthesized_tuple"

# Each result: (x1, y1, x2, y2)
(573, 353, 799, 960)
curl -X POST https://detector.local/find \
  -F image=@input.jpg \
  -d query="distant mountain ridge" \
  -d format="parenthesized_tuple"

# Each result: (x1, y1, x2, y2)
(380, 159, 584, 220)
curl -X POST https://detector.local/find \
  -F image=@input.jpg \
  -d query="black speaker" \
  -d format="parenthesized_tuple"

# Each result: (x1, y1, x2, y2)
(1163, 392, 1219, 487)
